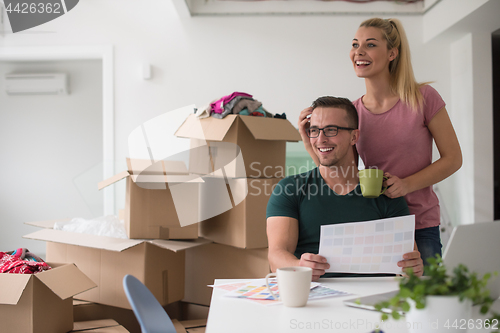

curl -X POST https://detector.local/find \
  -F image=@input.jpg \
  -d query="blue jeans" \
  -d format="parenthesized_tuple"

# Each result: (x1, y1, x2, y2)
(415, 226, 442, 271)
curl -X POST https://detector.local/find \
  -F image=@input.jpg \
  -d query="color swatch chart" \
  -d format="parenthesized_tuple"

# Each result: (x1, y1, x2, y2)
(218, 279, 350, 306)
(223, 279, 320, 301)
(225, 279, 279, 301)
(319, 215, 415, 274)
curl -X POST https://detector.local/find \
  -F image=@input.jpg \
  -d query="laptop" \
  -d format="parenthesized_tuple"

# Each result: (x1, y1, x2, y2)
(343, 221, 500, 312)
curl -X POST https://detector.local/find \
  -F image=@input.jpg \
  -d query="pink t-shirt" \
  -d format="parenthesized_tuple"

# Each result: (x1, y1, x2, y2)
(354, 85, 446, 230)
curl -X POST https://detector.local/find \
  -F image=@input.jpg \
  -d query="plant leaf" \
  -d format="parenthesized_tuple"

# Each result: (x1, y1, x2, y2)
(392, 310, 401, 320)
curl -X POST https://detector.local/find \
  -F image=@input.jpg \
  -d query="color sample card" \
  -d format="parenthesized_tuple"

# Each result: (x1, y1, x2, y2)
(212, 282, 248, 292)
(319, 215, 415, 274)
(217, 279, 351, 306)
(223, 279, 320, 301)
(307, 285, 351, 299)
(225, 280, 279, 300)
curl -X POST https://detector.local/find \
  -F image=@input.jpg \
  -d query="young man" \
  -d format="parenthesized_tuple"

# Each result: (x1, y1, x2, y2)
(266, 96, 423, 281)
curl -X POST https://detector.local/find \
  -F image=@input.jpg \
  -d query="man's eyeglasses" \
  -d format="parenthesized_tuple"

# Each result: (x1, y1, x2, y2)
(306, 125, 355, 138)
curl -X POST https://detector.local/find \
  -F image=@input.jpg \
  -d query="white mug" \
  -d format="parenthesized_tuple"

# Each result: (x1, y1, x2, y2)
(265, 266, 312, 307)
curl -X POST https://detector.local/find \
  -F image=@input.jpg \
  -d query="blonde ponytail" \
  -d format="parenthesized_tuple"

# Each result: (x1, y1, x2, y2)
(360, 18, 424, 111)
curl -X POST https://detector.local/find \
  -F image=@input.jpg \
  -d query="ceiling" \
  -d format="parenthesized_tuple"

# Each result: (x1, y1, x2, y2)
(172, 0, 440, 16)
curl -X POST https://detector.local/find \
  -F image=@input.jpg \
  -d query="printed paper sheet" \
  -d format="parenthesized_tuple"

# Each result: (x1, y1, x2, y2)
(319, 215, 415, 274)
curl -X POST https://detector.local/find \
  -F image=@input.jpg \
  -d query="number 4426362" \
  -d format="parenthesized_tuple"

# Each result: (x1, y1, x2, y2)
(5, 2, 62, 14)
(444, 319, 499, 330)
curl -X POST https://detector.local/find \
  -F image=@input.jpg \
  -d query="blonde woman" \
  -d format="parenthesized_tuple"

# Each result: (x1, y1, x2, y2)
(298, 18, 462, 265)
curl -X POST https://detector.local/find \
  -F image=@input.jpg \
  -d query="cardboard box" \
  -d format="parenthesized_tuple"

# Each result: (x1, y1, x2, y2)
(199, 177, 280, 249)
(180, 302, 210, 321)
(73, 302, 204, 333)
(0, 262, 96, 333)
(73, 300, 183, 333)
(24, 224, 211, 309)
(175, 114, 301, 178)
(73, 301, 206, 333)
(73, 318, 202, 333)
(176, 319, 207, 333)
(71, 319, 129, 332)
(183, 243, 270, 305)
(74, 301, 141, 333)
(98, 159, 202, 240)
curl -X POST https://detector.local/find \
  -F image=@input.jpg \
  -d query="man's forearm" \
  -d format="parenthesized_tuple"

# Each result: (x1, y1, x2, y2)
(268, 248, 301, 272)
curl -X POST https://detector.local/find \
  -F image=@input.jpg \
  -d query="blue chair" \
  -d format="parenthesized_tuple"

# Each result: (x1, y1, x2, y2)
(123, 274, 177, 333)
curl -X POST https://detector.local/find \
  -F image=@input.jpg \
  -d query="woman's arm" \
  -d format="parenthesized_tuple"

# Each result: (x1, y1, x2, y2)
(298, 107, 320, 166)
(384, 107, 462, 198)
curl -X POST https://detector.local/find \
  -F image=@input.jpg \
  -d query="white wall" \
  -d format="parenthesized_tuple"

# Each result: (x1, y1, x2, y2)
(449, 33, 474, 226)
(421, 0, 500, 224)
(423, 0, 490, 42)
(0, 60, 102, 255)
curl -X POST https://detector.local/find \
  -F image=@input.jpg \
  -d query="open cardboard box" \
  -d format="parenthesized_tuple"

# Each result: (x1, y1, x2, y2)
(24, 221, 211, 309)
(103, 162, 279, 249)
(0, 262, 96, 333)
(175, 114, 301, 178)
(98, 158, 202, 240)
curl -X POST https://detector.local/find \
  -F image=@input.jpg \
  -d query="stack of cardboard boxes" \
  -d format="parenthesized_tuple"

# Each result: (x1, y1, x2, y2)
(20, 113, 301, 332)
(23, 156, 210, 333)
(176, 114, 301, 305)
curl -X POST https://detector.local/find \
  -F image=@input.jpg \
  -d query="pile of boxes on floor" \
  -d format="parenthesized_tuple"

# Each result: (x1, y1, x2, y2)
(9, 111, 301, 333)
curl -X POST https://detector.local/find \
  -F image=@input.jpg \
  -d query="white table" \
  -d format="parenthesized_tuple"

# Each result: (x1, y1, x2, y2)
(206, 277, 500, 333)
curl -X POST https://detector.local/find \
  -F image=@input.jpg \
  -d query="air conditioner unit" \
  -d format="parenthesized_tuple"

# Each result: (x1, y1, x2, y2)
(5, 73, 70, 96)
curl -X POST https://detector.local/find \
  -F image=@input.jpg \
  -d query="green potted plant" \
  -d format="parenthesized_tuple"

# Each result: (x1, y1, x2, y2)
(370, 255, 499, 333)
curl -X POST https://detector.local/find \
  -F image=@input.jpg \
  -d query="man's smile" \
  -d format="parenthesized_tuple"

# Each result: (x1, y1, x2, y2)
(318, 147, 334, 154)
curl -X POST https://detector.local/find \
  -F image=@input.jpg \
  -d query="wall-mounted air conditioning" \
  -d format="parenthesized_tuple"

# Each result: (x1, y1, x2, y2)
(5, 73, 70, 96)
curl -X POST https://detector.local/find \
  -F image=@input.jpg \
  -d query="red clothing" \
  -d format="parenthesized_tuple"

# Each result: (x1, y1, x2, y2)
(0, 248, 51, 274)
(354, 85, 445, 230)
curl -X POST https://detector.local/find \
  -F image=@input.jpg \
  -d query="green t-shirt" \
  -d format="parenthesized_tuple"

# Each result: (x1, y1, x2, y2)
(266, 168, 410, 277)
